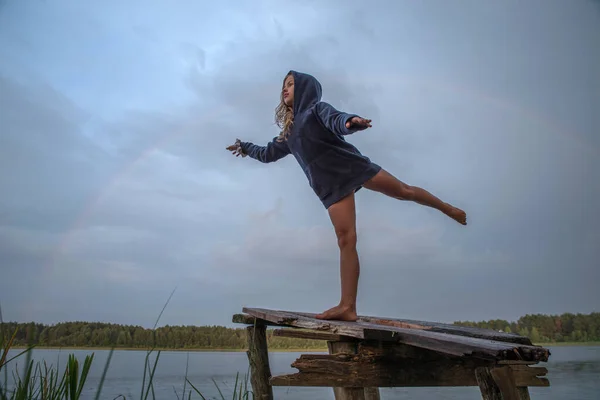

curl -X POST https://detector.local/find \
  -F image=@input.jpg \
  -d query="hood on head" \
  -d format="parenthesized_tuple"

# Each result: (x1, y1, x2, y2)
(288, 70, 322, 115)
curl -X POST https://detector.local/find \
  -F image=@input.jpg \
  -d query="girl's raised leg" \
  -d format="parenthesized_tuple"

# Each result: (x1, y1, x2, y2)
(363, 169, 467, 225)
(315, 193, 360, 321)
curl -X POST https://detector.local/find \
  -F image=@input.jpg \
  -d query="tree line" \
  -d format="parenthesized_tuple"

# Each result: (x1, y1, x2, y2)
(2, 312, 598, 350)
(454, 312, 600, 343)
(1, 322, 326, 350)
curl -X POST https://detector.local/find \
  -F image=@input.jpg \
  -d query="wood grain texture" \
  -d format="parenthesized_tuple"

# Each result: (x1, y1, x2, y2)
(476, 367, 503, 400)
(490, 367, 521, 400)
(270, 342, 548, 388)
(273, 328, 354, 342)
(328, 341, 366, 400)
(246, 325, 273, 400)
(242, 308, 550, 362)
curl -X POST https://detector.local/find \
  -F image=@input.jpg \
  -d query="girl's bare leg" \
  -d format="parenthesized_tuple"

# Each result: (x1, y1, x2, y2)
(363, 169, 467, 225)
(315, 193, 360, 322)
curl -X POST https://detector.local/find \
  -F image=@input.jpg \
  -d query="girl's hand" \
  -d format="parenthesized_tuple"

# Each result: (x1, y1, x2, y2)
(346, 116, 372, 131)
(226, 139, 246, 157)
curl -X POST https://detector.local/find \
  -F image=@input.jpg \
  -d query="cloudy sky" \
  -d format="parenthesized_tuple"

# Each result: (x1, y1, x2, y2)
(0, 0, 598, 328)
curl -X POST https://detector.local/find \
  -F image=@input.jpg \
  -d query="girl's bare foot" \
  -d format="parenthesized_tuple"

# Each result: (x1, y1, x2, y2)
(444, 204, 467, 225)
(315, 304, 358, 322)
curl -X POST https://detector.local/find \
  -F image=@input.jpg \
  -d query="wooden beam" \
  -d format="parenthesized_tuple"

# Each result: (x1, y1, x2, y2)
(271, 353, 548, 388)
(273, 329, 355, 342)
(357, 341, 446, 361)
(291, 311, 532, 345)
(244, 308, 365, 337)
(239, 308, 535, 346)
(232, 313, 274, 326)
(497, 360, 538, 365)
(242, 308, 550, 362)
(353, 315, 533, 346)
(246, 325, 273, 400)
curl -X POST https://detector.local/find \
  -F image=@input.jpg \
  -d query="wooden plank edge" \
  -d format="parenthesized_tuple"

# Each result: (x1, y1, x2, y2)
(273, 328, 356, 342)
(297, 311, 534, 346)
(242, 307, 366, 339)
(362, 327, 550, 363)
(232, 313, 276, 326)
(243, 308, 550, 362)
(497, 360, 539, 365)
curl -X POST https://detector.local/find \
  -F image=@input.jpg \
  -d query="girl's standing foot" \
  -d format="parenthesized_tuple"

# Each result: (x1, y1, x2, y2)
(316, 304, 357, 321)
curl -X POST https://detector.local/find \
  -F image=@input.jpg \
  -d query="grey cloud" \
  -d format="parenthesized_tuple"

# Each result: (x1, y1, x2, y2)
(0, 0, 598, 327)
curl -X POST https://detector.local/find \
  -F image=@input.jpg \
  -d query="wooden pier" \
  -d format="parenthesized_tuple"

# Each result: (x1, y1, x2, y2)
(233, 308, 551, 400)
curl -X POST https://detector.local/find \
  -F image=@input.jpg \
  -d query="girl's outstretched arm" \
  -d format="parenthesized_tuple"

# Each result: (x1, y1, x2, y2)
(314, 102, 372, 136)
(228, 137, 291, 163)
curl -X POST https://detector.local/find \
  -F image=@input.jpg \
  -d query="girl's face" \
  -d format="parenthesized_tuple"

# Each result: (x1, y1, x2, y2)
(282, 74, 294, 107)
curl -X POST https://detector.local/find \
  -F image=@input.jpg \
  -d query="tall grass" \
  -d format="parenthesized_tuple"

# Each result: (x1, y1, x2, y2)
(0, 295, 254, 400)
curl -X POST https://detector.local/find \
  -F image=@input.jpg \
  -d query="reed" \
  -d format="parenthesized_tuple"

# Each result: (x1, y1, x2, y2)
(0, 296, 253, 400)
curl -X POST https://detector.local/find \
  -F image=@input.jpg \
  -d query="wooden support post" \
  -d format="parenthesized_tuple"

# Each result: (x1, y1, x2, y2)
(516, 388, 531, 400)
(476, 366, 531, 400)
(327, 341, 381, 400)
(363, 387, 381, 400)
(476, 367, 503, 400)
(490, 367, 520, 400)
(246, 324, 273, 400)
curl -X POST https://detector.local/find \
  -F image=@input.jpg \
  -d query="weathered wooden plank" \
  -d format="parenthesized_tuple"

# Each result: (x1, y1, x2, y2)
(509, 365, 548, 376)
(497, 360, 538, 365)
(362, 327, 548, 363)
(246, 325, 273, 400)
(270, 367, 549, 388)
(290, 356, 547, 387)
(271, 345, 548, 389)
(242, 308, 550, 362)
(358, 341, 438, 360)
(243, 308, 365, 337)
(352, 314, 532, 346)
(232, 313, 275, 326)
(273, 329, 355, 342)
(237, 309, 533, 346)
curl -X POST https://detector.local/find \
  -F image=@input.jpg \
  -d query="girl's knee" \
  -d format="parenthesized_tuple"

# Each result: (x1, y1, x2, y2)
(397, 184, 415, 200)
(336, 229, 357, 249)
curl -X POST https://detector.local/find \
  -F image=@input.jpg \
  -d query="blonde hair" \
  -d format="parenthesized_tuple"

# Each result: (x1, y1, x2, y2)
(275, 72, 294, 142)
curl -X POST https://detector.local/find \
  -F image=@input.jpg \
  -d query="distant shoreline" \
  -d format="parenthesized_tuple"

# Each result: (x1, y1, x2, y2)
(12, 342, 600, 352)
(535, 341, 600, 347)
(11, 346, 328, 353)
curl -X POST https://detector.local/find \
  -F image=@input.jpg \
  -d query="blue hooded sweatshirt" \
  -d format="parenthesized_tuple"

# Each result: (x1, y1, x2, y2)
(239, 70, 382, 209)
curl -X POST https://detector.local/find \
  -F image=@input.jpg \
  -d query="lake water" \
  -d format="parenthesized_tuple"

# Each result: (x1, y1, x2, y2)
(2, 346, 599, 399)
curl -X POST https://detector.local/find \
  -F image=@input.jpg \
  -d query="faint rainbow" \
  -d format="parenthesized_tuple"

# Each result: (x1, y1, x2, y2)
(48, 73, 596, 274)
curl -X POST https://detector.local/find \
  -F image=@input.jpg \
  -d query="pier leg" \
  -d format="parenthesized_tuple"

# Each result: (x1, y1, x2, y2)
(476, 367, 530, 400)
(246, 324, 273, 400)
(516, 388, 531, 400)
(363, 387, 381, 400)
(327, 341, 381, 400)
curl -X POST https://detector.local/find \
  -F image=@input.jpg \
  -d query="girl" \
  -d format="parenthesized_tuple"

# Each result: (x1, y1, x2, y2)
(226, 70, 466, 322)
